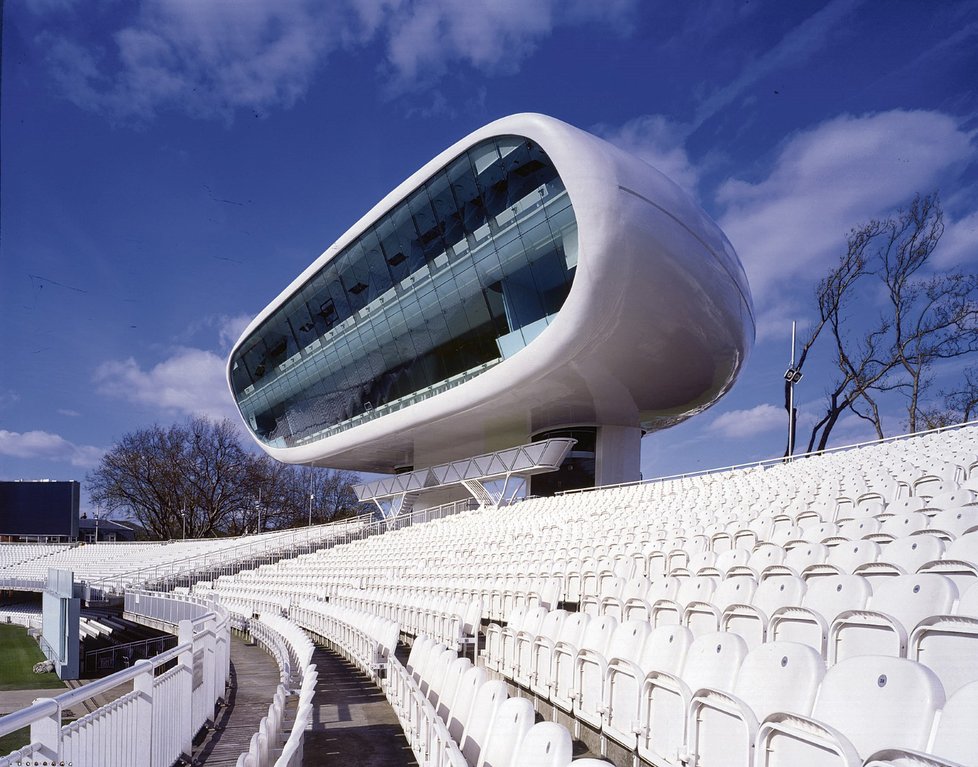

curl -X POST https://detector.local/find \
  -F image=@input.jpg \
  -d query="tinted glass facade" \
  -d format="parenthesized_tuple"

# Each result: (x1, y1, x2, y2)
(230, 136, 578, 448)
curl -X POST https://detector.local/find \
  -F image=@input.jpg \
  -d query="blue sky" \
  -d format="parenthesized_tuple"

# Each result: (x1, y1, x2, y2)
(2, 0, 977, 515)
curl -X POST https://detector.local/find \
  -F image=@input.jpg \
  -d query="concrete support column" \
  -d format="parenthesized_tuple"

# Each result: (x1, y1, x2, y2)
(594, 425, 642, 486)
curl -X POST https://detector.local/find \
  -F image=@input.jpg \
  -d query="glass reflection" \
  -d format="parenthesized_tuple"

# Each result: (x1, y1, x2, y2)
(230, 135, 578, 448)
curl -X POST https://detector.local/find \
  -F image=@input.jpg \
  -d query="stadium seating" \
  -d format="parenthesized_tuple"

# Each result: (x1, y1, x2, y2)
(3, 423, 978, 766)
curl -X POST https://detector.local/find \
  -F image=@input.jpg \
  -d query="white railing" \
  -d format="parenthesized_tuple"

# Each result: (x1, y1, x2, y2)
(0, 615, 226, 767)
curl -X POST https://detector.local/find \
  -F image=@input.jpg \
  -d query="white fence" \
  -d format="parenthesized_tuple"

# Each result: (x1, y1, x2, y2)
(0, 591, 230, 767)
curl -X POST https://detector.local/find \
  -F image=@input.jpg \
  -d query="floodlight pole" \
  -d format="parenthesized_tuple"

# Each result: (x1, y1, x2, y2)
(308, 494, 314, 527)
(786, 321, 800, 458)
(182, 505, 187, 541)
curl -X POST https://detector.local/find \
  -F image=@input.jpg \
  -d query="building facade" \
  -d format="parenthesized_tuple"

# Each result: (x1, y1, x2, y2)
(228, 113, 754, 492)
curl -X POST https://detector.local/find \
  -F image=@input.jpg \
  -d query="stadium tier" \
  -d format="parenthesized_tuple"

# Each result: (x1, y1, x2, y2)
(3, 424, 978, 766)
(188, 424, 978, 767)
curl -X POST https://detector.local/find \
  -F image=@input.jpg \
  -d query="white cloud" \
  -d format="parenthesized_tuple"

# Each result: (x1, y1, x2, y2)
(599, 115, 700, 197)
(57, 409, 82, 417)
(33, 0, 635, 120)
(218, 314, 254, 352)
(40, 0, 341, 121)
(0, 429, 104, 468)
(692, 0, 861, 130)
(716, 110, 977, 301)
(709, 403, 785, 438)
(94, 347, 238, 423)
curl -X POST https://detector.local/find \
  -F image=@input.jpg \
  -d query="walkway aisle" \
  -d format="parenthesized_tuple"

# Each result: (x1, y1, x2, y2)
(195, 635, 284, 766)
(302, 645, 418, 767)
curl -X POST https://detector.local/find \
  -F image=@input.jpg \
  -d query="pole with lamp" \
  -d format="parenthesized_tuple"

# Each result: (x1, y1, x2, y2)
(182, 504, 187, 541)
(308, 493, 314, 527)
(784, 320, 803, 459)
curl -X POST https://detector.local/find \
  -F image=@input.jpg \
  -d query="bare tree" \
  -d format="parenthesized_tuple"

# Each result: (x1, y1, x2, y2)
(791, 218, 889, 452)
(875, 195, 978, 431)
(919, 365, 978, 429)
(796, 193, 978, 452)
(87, 417, 365, 538)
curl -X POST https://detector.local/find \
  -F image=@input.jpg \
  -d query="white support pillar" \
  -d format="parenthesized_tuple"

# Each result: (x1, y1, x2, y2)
(202, 616, 217, 726)
(132, 659, 154, 767)
(28, 698, 61, 764)
(594, 425, 642, 485)
(177, 619, 195, 760)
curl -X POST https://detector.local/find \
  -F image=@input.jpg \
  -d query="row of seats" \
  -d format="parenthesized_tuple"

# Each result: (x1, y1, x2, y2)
(388, 634, 611, 767)
(291, 600, 399, 682)
(254, 614, 315, 686)
(236, 668, 318, 767)
(0, 520, 365, 593)
(484, 608, 978, 767)
(197, 424, 978, 766)
(236, 616, 319, 767)
(327, 588, 483, 653)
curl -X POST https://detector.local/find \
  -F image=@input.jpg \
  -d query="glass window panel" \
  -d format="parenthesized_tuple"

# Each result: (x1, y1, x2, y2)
(232, 135, 579, 444)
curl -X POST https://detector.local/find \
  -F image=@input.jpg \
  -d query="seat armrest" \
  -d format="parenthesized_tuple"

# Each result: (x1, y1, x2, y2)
(756, 711, 862, 767)
(863, 747, 969, 767)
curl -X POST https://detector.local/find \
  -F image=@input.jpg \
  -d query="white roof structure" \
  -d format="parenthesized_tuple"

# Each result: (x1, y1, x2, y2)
(227, 113, 754, 487)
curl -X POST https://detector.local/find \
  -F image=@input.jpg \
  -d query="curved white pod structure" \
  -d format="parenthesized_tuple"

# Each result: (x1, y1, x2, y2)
(228, 113, 754, 488)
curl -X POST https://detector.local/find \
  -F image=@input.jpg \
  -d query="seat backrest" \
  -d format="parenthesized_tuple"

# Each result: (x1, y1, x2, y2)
(838, 517, 880, 539)
(958, 580, 978, 617)
(639, 624, 692, 675)
(536, 609, 566, 642)
(735, 640, 824, 720)
(784, 542, 828, 573)
(448, 665, 488, 741)
(879, 534, 944, 573)
(747, 543, 786, 572)
(879, 512, 929, 538)
(931, 508, 978, 538)
(510, 721, 573, 767)
(605, 619, 651, 663)
(506, 605, 528, 630)
(680, 631, 747, 694)
(675, 576, 716, 607)
(945, 530, 978, 566)
(426, 648, 460, 700)
(826, 540, 881, 573)
(520, 605, 549, 636)
(460, 679, 509, 766)
(579, 614, 618, 654)
(437, 656, 474, 718)
(476, 696, 535, 767)
(869, 573, 957, 628)
(813, 656, 944, 758)
(930, 680, 978, 766)
(802, 574, 872, 618)
(621, 576, 652, 602)
(711, 574, 756, 610)
(406, 634, 433, 674)
(801, 521, 838, 542)
(751, 575, 806, 616)
(646, 576, 680, 602)
(714, 548, 750, 574)
(556, 611, 589, 646)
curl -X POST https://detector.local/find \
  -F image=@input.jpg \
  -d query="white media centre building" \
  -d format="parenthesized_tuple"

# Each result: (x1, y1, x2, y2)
(228, 113, 754, 509)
